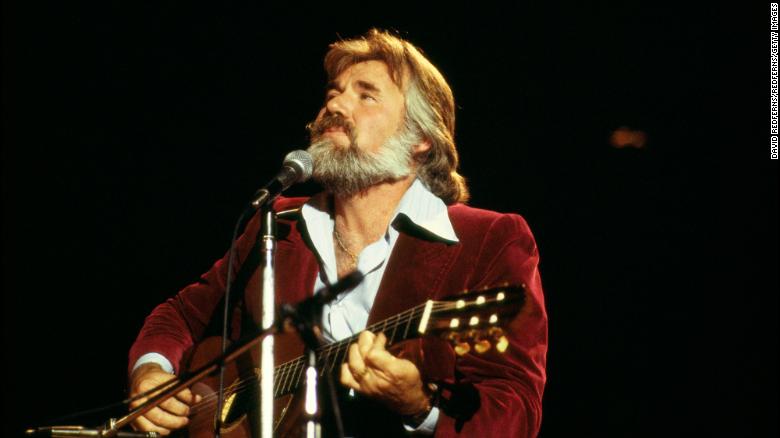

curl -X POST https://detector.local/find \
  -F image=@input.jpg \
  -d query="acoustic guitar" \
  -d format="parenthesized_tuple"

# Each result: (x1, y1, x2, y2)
(180, 284, 525, 438)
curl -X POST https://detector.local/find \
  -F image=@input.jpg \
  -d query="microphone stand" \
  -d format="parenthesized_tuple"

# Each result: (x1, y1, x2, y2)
(29, 153, 315, 438)
(24, 324, 280, 438)
(280, 299, 326, 438)
(258, 202, 276, 438)
(279, 271, 363, 438)
(26, 273, 362, 438)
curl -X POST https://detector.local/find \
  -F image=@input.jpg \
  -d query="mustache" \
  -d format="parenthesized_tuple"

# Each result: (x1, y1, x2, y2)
(306, 113, 356, 140)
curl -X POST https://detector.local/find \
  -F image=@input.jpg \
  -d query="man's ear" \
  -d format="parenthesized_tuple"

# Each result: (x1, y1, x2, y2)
(412, 139, 432, 155)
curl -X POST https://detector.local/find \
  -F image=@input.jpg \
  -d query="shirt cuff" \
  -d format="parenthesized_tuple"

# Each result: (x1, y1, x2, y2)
(132, 352, 175, 374)
(402, 406, 439, 434)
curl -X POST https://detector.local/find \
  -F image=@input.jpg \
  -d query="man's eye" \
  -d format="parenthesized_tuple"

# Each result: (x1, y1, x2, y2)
(361, 94, 376, 101)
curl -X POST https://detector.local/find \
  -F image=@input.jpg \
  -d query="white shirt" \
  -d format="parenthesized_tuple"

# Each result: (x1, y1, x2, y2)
(134, 178, 458, 433)
(302, 179, 458, 343)
(301, 179, 457, 434)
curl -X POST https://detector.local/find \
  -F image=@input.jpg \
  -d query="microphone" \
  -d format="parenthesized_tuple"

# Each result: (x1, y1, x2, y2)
(310, 270, 364, 306)
(250, 150, 313, 208)
(279, 270, 364, 345)
(280, 270, 364, 324)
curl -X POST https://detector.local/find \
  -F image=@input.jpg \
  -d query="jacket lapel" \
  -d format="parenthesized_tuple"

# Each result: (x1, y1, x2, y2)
(367, 231, 460, 325)
(244, 216, 319, 327)
(275, 218, 319, 305)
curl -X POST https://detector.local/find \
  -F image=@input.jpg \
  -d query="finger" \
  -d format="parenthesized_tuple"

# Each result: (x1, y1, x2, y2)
(347, 342, 368, 377)
(373, 332, 387, 350)
(340, 362, 361, 391)
(159, 396, 190, 416)
(366, 332, 389, 363)
(357, 331, 375, 357)
(128, 396, 147, 410)
(174, 387, 198, 406)
(145, 406, 190, 430)
(132, 414, 172, 436)
(134, 381, 172, 401)
(364, 351, 395, 371)
(365, 335, 395, 370)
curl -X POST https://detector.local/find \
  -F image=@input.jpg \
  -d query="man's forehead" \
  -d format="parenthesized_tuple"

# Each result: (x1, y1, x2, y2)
(329, 60, 405, 91)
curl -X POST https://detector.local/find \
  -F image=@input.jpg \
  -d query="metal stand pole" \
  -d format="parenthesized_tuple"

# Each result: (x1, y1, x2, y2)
(279, 272, 364, 438)
(303, 350, 321, 438)
(259, 206, 276, 438)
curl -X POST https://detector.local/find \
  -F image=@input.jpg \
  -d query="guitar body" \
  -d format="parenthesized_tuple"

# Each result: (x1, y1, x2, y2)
(182, 334, 306, 438)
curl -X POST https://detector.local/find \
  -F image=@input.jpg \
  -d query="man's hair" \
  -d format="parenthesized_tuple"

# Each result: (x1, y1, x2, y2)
(324, 28, 469, 205)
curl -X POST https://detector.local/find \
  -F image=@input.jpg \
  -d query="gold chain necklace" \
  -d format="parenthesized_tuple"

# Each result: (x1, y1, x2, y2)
(333, 228, 359, 265)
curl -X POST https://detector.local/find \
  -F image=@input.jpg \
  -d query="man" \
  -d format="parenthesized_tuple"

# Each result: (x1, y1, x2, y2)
(128, 29, 547, 437)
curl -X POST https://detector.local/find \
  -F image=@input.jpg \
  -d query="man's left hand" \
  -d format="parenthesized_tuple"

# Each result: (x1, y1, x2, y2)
(340, 331, 431, 417)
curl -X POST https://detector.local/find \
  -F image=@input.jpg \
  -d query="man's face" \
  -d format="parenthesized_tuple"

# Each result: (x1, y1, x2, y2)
(306, 60, 422, 197)
(310, 60, 407, 154)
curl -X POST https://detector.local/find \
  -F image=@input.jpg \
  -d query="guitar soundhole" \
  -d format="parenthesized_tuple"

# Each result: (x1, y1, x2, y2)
(220, 390, 242, 425)
(219, 373, 258, 429)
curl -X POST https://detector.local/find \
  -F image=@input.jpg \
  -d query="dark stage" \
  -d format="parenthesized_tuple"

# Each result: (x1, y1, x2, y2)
(2, 3, 776, 437)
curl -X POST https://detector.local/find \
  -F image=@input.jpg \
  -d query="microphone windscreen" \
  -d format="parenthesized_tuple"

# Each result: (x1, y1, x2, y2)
(283, 150, 314, 182)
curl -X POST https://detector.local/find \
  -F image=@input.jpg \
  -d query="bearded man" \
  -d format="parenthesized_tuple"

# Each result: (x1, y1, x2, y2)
(128, 29, 548, 437)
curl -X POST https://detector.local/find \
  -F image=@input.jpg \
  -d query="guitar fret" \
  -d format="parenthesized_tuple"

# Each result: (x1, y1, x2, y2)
(329, 343, 339, 371)
(380, 318, 389, 341)
(335, 340, 348, 369)
(389, 312, 400, 344)
(325, 344, 336, 376)
(284, 360, 295, 394)
(289, 360, 300, 394)
(295, 358, 305, 389)
(327, 341, 341, 372)
(279, 364, 289, 392)
(280, 363, 291, 396)
(280, 363, 290, 395)
(318, 348, 328, 376)
(276, 364, 284, 397)
(403, 307, 413, 340)
(325, 343, 338, 372)
(318, 352, 327, 376)
(286, 362, 295, 393)
(273, 365, 281, 397)
(275, 359, 296, 396)
(283, 363, 293, 395)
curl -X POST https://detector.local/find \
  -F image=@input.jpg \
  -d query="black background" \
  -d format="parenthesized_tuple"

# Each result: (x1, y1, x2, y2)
(2, 2, 776, 437)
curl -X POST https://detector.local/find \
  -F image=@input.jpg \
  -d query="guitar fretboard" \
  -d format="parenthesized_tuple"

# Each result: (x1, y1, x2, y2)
(272, 301, 428, 397)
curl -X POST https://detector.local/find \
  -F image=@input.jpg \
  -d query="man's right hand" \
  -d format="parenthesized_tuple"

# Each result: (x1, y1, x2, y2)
(129, 363, 202, 436)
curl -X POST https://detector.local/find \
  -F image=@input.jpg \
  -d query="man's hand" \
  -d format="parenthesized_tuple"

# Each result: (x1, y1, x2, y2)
(340, 331, 431, 417)
(129, 363, 202, 436)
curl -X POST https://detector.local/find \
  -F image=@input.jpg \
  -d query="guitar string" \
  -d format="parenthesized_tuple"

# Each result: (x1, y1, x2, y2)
(186, 293, 505, 416)
(186, 303, 425, 414)
(192, 292, 497, 410)
(181, 291, 518, 431)
(184, 294, 508, 421)
(184, 293, 487, 419)
(185, 302, 437, 416)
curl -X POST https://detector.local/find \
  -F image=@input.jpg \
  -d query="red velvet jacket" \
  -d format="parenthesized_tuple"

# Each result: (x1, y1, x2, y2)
(129, 196, 547, 437)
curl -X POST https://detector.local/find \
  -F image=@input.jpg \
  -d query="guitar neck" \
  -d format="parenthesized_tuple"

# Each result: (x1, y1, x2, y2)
(271, 284, 524, 398)
(272, 301, 429, 397)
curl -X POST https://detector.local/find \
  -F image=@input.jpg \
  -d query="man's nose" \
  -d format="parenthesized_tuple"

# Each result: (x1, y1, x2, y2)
(325, 93, 351, 118)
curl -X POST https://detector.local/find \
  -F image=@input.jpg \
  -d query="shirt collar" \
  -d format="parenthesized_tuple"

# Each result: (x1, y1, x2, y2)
(393, 178, 459, 243)
(300, 178, 459, 246)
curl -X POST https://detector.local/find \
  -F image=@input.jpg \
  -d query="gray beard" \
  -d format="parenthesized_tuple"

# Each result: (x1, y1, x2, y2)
(307, 128, 417, 197)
